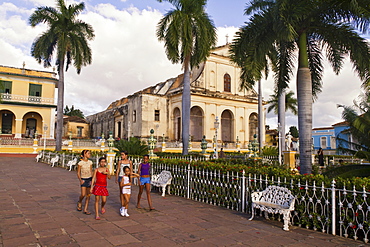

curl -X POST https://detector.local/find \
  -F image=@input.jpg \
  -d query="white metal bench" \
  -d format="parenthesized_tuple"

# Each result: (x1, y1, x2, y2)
(50, 155, 59, 167)
(66, 158, 78, 171)
(249, 185, 295, 231)
(151, 170, 172, 197)
(35, 152, 43, 162)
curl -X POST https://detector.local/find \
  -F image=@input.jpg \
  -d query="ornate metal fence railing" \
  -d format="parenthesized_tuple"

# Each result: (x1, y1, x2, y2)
(149, 163, 369, 243)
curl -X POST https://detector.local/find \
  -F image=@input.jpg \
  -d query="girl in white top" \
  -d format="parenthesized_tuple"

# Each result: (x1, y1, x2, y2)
(120, 166, 139, 217)
(115, 151, 133, 214)
(77, 150, 93, 215)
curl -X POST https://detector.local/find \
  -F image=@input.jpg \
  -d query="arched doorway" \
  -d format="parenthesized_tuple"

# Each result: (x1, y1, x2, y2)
(190, 106, 203, 141)
(249, 113, 258, 140)
(26, 118, 37, 138)
(1, 110, 14, 134)
(23, 112, 42, 138)
(173, 108, 181, 141)
(221, 110, 233, 142)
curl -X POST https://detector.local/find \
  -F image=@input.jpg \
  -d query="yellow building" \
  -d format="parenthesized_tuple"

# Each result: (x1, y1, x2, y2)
(0, 65, 57, 139)
(63, 115, 90, 139)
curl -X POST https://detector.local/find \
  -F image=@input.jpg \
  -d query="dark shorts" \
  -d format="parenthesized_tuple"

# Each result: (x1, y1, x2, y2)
(118, 176, 123, 183)
(140, 177, 150, 185)
(81, 177, 92, 187)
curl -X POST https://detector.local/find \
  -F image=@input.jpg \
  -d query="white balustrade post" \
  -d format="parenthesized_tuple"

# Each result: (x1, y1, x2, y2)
(241, 170, 246, 212)
(331, 179, 336, 235)
(187, 164, 190, 199)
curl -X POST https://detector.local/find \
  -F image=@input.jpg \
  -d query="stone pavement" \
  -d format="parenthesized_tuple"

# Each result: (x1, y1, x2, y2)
(0, 157, 366, 247)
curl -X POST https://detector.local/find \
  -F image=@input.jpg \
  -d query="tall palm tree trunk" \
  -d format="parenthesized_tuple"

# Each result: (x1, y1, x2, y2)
(297, 33, 312, 174)
(182, 59, 191, 155)
(258, 79, 264, 150)
(278, 90, 286, 154)
(55, 60, 65, 151)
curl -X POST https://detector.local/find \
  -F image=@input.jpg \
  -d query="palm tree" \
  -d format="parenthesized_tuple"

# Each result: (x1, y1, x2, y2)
(157, 0, 217, 155)
(267, 90, 298, 115)
(29, 0, 94, 151)
(338, 92, 370, 159)
(230, 0, 370, 174)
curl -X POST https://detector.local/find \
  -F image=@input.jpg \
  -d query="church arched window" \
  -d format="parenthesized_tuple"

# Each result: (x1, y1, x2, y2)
(224, 73, 231, 92)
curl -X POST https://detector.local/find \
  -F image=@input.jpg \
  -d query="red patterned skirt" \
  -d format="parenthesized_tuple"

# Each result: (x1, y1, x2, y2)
(92, 185, 109, 196)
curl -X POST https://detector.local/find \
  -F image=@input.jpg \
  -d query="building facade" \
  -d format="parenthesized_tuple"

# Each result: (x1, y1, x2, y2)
(87, 45, 265, 146)
(312, 127, 337, 155)
(0, 65, 57, 139)
(63, 115, 90, 139)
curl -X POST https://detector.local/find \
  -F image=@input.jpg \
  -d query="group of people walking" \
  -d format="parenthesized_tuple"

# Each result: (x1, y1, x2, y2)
(76, 150, 154, 220)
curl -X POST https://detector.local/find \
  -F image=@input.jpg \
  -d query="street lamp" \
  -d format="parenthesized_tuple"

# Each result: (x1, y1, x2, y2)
(43, 124, 48, 151)
(214, 116, 219, 158)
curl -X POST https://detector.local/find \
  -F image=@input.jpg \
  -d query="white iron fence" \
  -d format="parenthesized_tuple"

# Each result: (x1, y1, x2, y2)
(150, 162, 369, 243)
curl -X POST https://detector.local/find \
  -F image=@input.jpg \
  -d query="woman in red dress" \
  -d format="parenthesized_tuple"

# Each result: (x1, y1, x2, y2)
(91, 157, 111, 220)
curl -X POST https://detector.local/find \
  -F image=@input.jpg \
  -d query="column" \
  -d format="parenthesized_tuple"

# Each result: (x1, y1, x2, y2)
(15, 118, 23, 138)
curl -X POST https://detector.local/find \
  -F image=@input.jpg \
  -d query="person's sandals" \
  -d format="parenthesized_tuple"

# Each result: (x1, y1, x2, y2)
(101, 208, 106, 214)
(95, 216, 100, 220)
(83, 211, 91, 215)
(77, 202, 82, 211)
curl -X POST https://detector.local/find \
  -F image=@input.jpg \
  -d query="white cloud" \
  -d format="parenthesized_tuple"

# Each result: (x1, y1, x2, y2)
(0, 1, 366, 128)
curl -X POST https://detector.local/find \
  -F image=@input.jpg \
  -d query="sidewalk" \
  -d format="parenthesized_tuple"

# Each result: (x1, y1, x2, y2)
(0, 157, 366, 247)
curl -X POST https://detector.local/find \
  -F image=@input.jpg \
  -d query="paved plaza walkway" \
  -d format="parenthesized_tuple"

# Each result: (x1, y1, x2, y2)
(0, 157, 366, 247)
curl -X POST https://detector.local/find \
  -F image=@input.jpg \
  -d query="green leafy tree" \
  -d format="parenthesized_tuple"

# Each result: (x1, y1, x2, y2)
(267, 90, 298, 115)
(157, 0, 217, 155)
(230, 0, 370, 174)
(64, 105, 85, 118)
(338, 92, 370, 160)
(29, 0, 94, 151)
(114, 137, 148, 156)
(261, 146, 278, 156)
(289, 126, 299, 138)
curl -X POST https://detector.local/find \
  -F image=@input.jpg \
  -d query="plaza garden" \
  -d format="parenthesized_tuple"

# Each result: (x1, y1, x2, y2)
(39, 149, 370, 243)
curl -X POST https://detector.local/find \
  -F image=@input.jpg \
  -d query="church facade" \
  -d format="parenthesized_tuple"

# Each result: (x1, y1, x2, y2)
(87, 45, 265, 147)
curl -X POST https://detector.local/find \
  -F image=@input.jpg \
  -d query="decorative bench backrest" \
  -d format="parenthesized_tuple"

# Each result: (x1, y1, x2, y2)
(51, 155, 59, 162)
(256, 185, 295, 209)
(157, 171, 172, 184)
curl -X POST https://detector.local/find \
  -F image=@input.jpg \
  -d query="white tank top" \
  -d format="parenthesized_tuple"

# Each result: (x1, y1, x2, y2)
(122, 176, 130, 188)
(119, 162, 130, 176)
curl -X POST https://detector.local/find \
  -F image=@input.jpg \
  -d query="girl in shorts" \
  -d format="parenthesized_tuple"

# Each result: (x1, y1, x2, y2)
(120, 166, 139, 217)
(136, 155, 155, 210)
(115, 151, 133, 215)
(77, 150, 93, 215)
(91, 157, 111, 220)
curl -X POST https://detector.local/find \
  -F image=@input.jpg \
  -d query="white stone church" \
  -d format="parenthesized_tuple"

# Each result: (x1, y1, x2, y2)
(86, 45, 265, 147)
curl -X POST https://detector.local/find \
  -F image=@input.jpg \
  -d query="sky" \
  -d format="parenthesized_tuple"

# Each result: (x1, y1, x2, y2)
(0, 0, 367, 131)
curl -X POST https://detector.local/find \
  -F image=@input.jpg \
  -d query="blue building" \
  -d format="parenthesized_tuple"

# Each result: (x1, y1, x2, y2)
(312, 121, 353, 155)
(312, 127, 336, 155)
(332, 121, 353, 154)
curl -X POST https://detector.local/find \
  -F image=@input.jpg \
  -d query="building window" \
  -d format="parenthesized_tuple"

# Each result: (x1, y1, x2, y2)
(133, 110, 136, 123)
(320, 136, 327, 149)
(154, 110, 160, 121)
(77, 126, 83, 137)
(331, 136, 336, 149)
(29, 84, 42, 102)
(224, 74, 231, 92)
(0, 80, 12, 94)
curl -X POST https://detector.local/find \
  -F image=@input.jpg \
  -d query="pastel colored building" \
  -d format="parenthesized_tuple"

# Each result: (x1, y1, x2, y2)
(0, 65, 57, 139)
(332, 121, 354, 154)
(63, 115, 90, 139)
(312, 127, 336, 155)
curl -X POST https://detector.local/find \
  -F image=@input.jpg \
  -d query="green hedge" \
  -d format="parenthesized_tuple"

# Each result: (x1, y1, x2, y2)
(151, 158, 370, 189)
